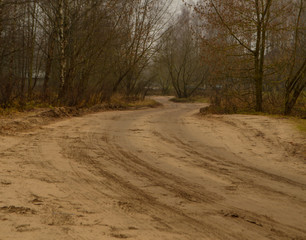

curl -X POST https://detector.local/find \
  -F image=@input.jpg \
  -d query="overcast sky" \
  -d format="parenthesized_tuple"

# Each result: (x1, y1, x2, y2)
(168, 0, 184, 19)
(172, 0, 183, 10)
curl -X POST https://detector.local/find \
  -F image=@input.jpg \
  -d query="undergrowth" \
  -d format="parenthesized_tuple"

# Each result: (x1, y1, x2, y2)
(291, 118, 306, 133)
(0, 96, 161, 117)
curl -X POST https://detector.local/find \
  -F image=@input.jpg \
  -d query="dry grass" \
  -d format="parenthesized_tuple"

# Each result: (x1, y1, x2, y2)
(126, 98, 162, 108)
(108, 95, 162, 109)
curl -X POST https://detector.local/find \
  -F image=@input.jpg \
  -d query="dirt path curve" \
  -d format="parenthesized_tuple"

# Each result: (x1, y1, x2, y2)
(0, 96, 305, 240)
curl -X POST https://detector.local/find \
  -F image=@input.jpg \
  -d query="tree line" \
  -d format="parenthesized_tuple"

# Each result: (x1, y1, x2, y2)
(0, 0, 172, 108)
(152, 0, 305, 115)
(198, 0, 305, 115)
(0, 0, 305, 115)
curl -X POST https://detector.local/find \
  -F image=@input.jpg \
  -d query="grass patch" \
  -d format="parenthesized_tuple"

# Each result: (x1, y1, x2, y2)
(170, 96, 209, 103)
(290, 118, 306, 133)
(0, 106, 18, 116)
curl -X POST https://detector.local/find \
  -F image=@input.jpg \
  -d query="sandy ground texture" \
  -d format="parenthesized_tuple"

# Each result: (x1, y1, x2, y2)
(0, 96, 305, 240)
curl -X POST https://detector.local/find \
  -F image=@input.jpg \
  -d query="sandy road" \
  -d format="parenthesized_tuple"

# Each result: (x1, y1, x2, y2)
(0, 96, 305, 240)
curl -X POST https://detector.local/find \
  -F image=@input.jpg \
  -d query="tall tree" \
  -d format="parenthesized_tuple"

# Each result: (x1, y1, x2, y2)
(160, 7, 207, 98)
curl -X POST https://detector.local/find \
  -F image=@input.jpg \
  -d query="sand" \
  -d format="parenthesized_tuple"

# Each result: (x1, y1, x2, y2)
(0, 96, 305, 240)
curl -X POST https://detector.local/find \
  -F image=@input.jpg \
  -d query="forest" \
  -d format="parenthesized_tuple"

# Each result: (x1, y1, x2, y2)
(0, 0, 305, 115)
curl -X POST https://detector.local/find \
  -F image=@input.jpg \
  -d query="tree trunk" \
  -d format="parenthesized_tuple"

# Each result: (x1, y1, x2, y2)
(284, 0, 305, 115)
(27, 0, 37, 99)
(285, 60, 306, 115)
(58, 0, 67, 101)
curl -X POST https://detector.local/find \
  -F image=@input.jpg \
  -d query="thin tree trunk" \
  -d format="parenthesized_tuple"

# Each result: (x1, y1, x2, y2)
(58, 0, 66, 101)
(27, 0, 37, 99)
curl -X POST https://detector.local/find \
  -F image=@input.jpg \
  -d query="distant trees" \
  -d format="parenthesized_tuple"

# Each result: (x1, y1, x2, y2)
(109, 0, 172, 100)
(155, 6, 208, 98)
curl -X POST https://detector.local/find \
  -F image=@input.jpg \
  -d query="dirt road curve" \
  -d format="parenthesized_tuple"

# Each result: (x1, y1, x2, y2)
(0, 96, 305, 240)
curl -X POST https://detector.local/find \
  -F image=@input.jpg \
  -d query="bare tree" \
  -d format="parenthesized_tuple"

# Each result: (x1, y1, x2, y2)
(284, 0, 305, 115)
(195, 0, 274, 111)
(161, 7, 207, 98)
(109, 0, 172, 99)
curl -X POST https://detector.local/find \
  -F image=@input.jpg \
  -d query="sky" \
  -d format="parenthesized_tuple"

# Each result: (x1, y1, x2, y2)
(171, 0, 195, 14)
